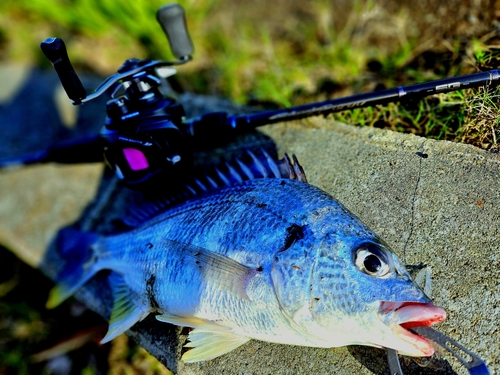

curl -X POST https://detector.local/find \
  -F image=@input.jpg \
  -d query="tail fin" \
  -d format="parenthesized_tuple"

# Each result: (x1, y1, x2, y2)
(46, 228, 100, 309)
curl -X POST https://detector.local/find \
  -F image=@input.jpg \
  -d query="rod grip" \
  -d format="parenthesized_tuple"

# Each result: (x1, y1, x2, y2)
(156, 4, 194, 59)
(40, 37, 87, 104)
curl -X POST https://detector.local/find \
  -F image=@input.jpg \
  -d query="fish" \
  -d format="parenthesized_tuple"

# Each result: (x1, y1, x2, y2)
(47, 152, 446, 363)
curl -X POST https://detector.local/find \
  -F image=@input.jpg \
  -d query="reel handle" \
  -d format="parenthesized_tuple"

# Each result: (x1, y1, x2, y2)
(156, 3, 194, 59)
(40, 37, 87, 104)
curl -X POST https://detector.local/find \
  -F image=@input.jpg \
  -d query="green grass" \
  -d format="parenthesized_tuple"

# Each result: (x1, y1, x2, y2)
(0, 0, 498, 150)
(333, 90, 468, 140)
(0, 0, 428, 98)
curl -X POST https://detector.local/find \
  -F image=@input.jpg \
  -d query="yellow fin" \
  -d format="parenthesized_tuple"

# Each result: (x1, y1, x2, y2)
(156, 313, 224, 330)
(156, 313, 249, 362)
(101, 273, 149, 343)
(46, 229, 100, 309)
(46, 284, 71, 309)
(46, 266, 97, 309)
(183, 329, 250, 362)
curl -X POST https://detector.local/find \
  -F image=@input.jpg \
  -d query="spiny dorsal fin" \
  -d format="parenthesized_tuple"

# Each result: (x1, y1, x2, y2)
(278, 153, 307, 183)
(192, 149, 307, 190)
(123, 149, 307, 227)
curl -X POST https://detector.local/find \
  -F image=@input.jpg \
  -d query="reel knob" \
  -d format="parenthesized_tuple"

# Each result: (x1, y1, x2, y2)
(40, 37, 87, 104)
(156, 3, 194, 59)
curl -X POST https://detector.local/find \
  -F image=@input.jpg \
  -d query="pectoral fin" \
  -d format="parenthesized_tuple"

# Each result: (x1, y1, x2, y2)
(156, 313, 224, 330)
(156, 313, 249, 362)
(414, 266, 432, 297)
(164, 239, 258, 300)
(101, 273, 149, 343)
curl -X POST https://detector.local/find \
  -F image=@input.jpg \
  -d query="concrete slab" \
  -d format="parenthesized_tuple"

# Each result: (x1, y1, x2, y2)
(0, 66, 498, 374)
(260, 120, 500, 374)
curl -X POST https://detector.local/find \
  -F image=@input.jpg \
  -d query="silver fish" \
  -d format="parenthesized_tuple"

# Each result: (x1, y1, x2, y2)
(48, 159, 446, 363)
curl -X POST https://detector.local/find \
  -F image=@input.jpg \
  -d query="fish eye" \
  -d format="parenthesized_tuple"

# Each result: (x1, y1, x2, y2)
(354, 243, 392, 277)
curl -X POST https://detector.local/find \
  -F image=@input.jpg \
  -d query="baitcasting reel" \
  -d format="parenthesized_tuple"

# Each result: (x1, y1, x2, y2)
(39, 4, 195, 185)
(4, 4, 500, 188)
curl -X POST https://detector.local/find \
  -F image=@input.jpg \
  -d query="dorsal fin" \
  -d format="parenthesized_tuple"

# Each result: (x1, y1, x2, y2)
(203, 149, 307, 188)
(122, 150, 308, 228)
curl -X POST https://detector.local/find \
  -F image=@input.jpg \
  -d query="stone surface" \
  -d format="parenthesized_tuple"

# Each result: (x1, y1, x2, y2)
(0, 65, 498, 374)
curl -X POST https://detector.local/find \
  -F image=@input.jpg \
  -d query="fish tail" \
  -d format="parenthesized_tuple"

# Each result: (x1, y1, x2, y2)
(46, 228, 100, 309)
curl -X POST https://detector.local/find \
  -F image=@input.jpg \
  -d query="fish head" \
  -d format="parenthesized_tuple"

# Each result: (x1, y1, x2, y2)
(328, 239, 446, 357)
(272, 223, 446, 357)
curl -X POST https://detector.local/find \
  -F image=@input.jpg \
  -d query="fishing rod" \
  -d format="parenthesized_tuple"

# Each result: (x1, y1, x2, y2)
(186, 69, 500, 135)
(1, 5, 499, 186)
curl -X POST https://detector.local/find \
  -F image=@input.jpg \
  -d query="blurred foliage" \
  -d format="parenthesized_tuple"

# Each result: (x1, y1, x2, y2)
(0, 245, 107, 375)
(0, 0, 487, 101)
(0, 244, 172, 374)
(0, 0, 498, 150)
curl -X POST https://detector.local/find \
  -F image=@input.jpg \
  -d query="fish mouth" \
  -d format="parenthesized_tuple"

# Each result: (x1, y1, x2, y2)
(380, 301, 447, 357)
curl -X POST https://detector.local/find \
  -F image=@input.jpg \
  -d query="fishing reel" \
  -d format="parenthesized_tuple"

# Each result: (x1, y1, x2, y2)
(40, 4, 194, 185)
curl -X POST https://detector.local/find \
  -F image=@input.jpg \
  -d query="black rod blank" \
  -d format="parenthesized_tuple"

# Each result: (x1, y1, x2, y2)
(228, 69, 500, 130)
(186, 69, 500, 136)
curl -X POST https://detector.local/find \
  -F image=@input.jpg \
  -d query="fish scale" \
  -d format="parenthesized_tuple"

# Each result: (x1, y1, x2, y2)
(48, 175, 446, 363)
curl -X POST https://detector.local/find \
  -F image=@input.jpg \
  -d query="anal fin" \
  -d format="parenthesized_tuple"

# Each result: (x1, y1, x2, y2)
(101, 273, 150, 343)
(183, 328, 250, 362)
(156, 313, 250, 362)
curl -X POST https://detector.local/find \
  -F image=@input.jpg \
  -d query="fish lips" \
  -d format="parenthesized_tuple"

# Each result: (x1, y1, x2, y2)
(379, 301, 447, 357)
